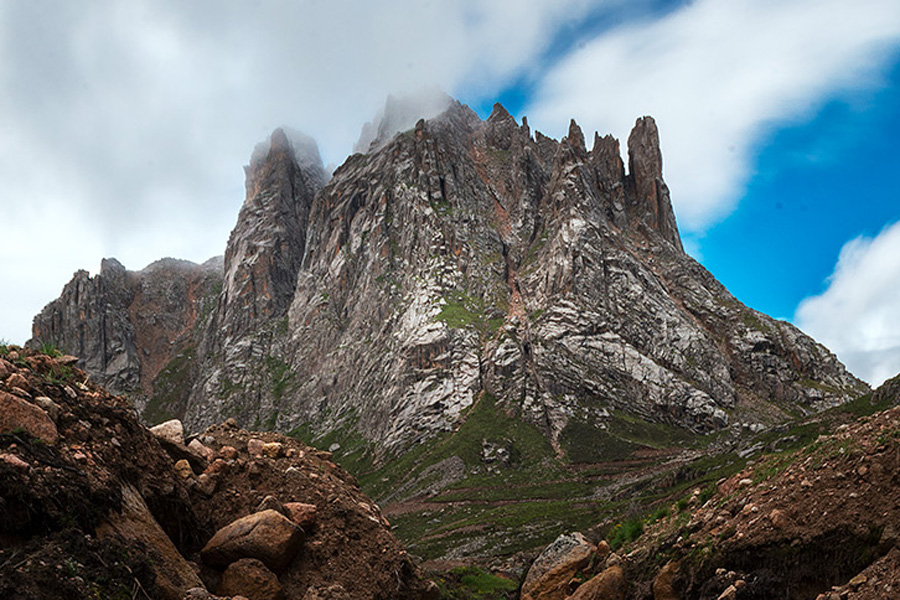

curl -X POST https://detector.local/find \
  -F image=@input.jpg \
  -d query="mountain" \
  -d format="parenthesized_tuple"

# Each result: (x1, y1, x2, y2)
(30, 98, 869, 566)
(31, 256, 223, 423)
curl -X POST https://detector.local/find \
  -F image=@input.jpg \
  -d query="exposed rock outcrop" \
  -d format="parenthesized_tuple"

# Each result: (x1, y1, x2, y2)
(31, 98, 867, 484)
(29, 256, 223, 422)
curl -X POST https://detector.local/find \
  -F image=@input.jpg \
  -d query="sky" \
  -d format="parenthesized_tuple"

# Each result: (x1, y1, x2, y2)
(2, 0, 900, 385)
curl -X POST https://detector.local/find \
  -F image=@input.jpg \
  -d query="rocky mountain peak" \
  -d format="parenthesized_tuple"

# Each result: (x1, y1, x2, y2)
(566, 118, 587, 156)
(626, 115, 683, 251)
(33, 95, 866, 467)
(353, 89, 454, 154)
(222, 128, 327, 340)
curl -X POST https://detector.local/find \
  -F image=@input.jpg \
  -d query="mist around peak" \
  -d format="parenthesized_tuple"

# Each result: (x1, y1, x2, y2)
(249, 127, 326, 176)
(353, 87, 454, 154)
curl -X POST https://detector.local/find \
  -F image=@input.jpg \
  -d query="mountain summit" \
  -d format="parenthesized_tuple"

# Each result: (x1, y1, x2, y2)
(32, 99, 866, 458)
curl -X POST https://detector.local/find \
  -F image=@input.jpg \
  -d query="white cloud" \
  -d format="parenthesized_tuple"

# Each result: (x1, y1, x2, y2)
(525, 0, 900, 231)
(0, 0, 609, 343)
(795, 222, 900, 386)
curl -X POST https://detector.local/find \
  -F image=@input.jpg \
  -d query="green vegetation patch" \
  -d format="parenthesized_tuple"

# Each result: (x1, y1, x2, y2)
(265, 356, 296, 402)
(144, 346, 195, 425)
(436, 290, 504, 337)
(435, 566, 518, 600)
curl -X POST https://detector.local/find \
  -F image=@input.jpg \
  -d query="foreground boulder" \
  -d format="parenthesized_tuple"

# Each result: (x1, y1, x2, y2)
(0, 346, 432, 600)
(201, 509, 302, 572)
(522, 532, 597, 600)
(218, 558, 283, 600)
(0, 390, 58, 443)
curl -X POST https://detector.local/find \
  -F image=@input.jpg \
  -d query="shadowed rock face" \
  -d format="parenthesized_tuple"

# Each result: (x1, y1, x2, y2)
(30, 256, 223, 406)
(32, 99, 867, 456)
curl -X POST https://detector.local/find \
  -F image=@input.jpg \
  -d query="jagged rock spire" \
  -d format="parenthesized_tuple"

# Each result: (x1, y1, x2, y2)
(627, 116, 683, 252)
(222, 128, 327, 338)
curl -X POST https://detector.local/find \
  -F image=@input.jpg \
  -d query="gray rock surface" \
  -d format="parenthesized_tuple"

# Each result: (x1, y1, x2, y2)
(31, 99, 868, 458)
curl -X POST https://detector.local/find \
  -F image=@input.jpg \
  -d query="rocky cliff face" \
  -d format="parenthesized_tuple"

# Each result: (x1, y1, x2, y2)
(30, 256, 223, 420)
(33, 99, 867, 459)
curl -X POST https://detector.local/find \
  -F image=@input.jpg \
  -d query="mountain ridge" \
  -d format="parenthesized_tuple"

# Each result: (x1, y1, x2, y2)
(31, 96, 866, 462)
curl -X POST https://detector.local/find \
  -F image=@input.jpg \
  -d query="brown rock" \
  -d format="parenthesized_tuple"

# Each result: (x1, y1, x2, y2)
(595, 540, 611, 559)
(56, 354, 80, 366)
(521, 532, 595, 600)
(151, 419, 185, 446)
(652, 561, 679, 600)
(569, 565, 626, 600)
(197, 473, 218, 496)
(174, 459, 194, 479)
(5, 372, 30, 391)
(0, 391, 58, 443)
(32, 396, 61, 422)
(0, 452, 30, 470)
(206, 458, 229, 475)
(200, 509, 303, 572)
(284, 502, 317, 528)
(262, 442, 284, 458)
(769, 509, 793, 529)
(217, 558, 283, 600)
(247, 438, 265, 457)
(219, 445, 239, 460)
(0, 358, 13, 378)
(188, 439, 215, 462)
(97, 483, 204, 600)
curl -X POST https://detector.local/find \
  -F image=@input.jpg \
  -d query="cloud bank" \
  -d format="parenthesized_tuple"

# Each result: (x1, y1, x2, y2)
(796, 223, 900, 387)
(525, 0, 900, 230)
(0, 0, 604, 343)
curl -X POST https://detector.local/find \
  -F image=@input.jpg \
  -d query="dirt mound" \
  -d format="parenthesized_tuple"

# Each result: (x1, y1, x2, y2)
(551, 375, 900, 600)
(0, 345, 433, 600)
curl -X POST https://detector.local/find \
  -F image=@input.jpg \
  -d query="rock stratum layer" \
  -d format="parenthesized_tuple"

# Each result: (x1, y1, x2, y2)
(32, 100, 867, 459)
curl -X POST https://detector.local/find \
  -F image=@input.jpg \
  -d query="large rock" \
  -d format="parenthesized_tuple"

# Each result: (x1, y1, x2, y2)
(200, 509, 303, 572)
(151, 419, 185, 446)
(97, 483, 204, 600)
(217, 558, 283, 600)
(521, 532, 596, 600)
(0, 391, 58, 443)
(569, 565, 626, 600)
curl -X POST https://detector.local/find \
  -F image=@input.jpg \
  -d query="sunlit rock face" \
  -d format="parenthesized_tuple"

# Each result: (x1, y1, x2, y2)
(33, 98, 868, 454)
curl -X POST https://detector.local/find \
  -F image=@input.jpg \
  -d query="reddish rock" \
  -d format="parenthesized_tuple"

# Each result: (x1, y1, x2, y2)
(0, 358, 13, 378)
(219, 445, 239, 460)
(56, 354, 79, 366)
(206, 458, 229, 475)
(284, 502, 317, 528)
(569, 565, 626, 600)
(188, 439, 215, 461)
(5, 372, 30, 391)
(217, 558, 283, 600)
(0, 452, 30, 470)
(521, 532, 595, 600)
(201, 509, 303, 572)
(0, 391, 58, 443)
